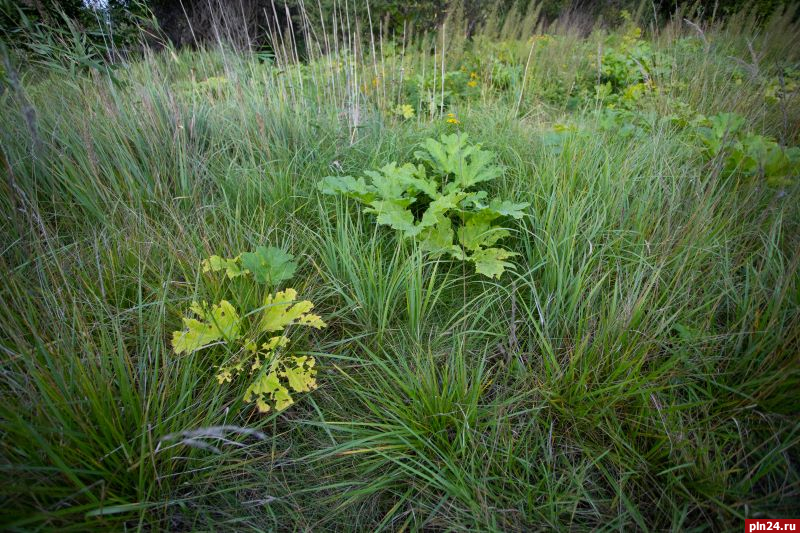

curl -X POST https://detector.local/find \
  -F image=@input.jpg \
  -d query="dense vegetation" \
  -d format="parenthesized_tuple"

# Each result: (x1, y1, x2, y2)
(1, 2, 799, 530)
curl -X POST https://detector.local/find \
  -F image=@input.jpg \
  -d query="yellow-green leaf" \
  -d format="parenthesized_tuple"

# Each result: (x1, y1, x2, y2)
(171, 300, 241, 354)
(470, 247, 518, 279)
(201, 255, 248, 279)
(260, 288, 327, 332)
(262, 335, 291, 351)
(282, 356, 318, 393)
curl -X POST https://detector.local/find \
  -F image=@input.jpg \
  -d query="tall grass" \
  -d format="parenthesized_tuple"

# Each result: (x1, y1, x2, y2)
(1, 2, 798, 530)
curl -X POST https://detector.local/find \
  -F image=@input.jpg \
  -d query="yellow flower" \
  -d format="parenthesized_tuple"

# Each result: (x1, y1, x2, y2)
(470, 71, 478, 79)
(467, 80, 478, 88)
(446, 113, 460, 125)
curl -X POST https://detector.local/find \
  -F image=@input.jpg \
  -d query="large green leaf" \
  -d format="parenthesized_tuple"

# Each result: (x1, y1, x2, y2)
(443, 147, 503, 193)
(365, 162, 438, 200)
(484, 199, 529, 219)
(365, 199, 418, 235)
(318, 175, 377, 202)
(260, 288, 326, 333)
(416, 191, 468, 232)
(418, 218, 456, 254)
(414, 133, 503, 192)
(457, 211, 509, 251)
(469, 247, 518, 279)
(240, 246, 298, 285)
(318, 134, 525, 278)
(415, 133, 478, 176)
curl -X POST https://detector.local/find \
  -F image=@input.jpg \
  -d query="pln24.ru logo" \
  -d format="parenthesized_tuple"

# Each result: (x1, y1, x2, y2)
(746, 520, 800, 532)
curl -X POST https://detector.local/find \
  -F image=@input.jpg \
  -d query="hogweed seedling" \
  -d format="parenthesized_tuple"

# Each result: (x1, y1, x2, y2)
(319, 133, 529, 278)
(172, 248, 327, 414)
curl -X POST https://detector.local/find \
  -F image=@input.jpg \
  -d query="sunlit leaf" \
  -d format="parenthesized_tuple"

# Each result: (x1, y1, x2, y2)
(458, 212, 510, 251)
(484, 199, 529, 219)
(366, 162, 438, 199)
(418, 218, 456, 254)
(244, 371, 286, 413)
(260, 288, 327, 332)
(171, 300, 241, 354)
(281, 355, 318, 393)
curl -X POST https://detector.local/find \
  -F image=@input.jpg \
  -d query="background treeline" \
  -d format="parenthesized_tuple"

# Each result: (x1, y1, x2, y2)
(1, 0, 796, 59)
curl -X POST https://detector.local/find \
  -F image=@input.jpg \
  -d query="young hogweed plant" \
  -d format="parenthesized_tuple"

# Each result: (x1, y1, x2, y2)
(693, 112, 800, 188)
(171, 247, 326, 413)
(319, 133, 529, 278)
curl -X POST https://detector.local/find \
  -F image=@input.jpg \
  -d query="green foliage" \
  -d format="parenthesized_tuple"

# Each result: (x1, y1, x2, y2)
(201, 246, 298, 284)
(240, 246, 298, 285)
(0, 2, 145, 79)
(172, 251, 325, 414)
(202, 255, 248, 279)
(319, 134, 528, 278)
(764, 66, 799, 104)
(694, 112, 800, 186)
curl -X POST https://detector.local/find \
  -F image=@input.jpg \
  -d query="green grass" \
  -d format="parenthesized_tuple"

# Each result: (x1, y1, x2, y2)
(1, 4, 799, 530)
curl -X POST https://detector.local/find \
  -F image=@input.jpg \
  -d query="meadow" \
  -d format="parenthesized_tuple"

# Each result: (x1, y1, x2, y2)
(1, 2, 799, 530)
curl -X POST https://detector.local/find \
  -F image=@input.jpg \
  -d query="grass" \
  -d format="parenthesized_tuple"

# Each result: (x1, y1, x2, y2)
(1, 3, 799, 530)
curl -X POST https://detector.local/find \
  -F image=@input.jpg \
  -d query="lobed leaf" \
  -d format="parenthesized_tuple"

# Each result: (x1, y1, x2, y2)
(458, 212, 510, 251)
(366, 162, 438, 200)
(260, 288, 327, 333)
(240, 246, 297, 285)
(172, 300, 241, 354)
(365, 199, 418, 235)
(469, 247, 518, 279)
(244, 371, 289, 413)
(281, 356, 318, 393)
(201, 255, 248, 279)
(318, 175, 377, 202)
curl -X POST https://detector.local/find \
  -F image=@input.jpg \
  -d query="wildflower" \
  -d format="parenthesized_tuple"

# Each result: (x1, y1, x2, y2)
(467, 80, 478, 88)
(446, 113, 460, 125)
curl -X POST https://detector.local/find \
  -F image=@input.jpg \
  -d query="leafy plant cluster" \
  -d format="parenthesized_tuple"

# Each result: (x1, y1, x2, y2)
(319, 133, 528, 278)
(171, 246, 326, 413)
(394, 38, 537, 115)
(693, 112, 800, 187)
(544, 101, 798, 189)
(592, 18, 670, 109)
(764, 65, 799, 104)
(528, 18, 666, 111)
(398, 68, 482, 115)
